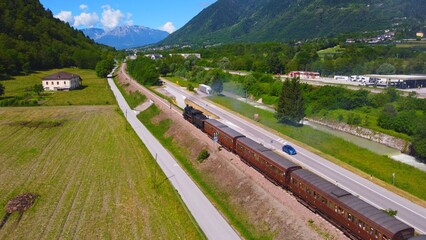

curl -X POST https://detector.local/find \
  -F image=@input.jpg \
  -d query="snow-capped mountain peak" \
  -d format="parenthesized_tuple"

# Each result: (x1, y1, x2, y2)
(82, 25, 168, 49)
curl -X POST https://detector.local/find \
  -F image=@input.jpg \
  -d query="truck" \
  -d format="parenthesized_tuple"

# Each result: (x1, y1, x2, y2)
(198, 84, 212, 95)
(350, 75, 359, 81)
(334, 75, 349, 81)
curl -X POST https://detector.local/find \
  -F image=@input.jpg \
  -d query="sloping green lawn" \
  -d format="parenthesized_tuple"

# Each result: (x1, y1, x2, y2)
(0, 106, 202, 239)
(1, 68, 115, 106)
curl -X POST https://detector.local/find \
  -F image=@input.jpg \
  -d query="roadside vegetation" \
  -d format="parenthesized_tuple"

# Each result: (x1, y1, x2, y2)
(0, 106, 202, 239)
(113, 76, 146, 109)
(208, 95, 426, 202)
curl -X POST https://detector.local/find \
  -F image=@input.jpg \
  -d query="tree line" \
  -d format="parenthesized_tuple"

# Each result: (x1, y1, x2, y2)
(0, 0, 116, 79)
(169, 40, 426, 76)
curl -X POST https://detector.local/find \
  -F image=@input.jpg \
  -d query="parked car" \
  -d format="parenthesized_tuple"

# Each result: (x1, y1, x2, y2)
(282, 144, 297, 155)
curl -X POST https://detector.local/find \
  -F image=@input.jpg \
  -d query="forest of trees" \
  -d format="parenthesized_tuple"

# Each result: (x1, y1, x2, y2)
(127, 57, 160, 86)
(0, 0, 116, 78)
(164, 40, 426, 76)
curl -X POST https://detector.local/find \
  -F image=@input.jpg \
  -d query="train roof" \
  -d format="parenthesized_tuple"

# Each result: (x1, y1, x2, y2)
(260, 151, 301, 170)
(205, 119, 227, 128)
(195, 113, 208, 120)
(218, 127, 245, 138)
(339, 195, 413, 235)
(236, 137, 270, 152)
(292, 169, 413, 235)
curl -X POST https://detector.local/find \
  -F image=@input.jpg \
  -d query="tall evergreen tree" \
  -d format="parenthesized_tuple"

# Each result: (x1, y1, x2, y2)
(275, 77, 305, 124)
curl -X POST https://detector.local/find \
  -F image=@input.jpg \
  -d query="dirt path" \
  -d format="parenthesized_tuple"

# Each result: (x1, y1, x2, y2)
(116, 67, 347, 239)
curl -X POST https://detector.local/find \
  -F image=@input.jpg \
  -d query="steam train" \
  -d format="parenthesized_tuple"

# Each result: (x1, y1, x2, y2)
(183, 105, 420, 240)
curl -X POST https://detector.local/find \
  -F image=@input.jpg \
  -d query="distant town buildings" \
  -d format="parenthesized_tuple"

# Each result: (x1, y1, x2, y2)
(169, 53, 201, 59)
(345, 30, 395, 44)
(144, 54, 163, 60)
(42, 72, 81, 91)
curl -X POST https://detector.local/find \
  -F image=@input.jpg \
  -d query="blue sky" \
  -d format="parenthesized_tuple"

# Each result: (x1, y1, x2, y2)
(39, 0, 216, 33)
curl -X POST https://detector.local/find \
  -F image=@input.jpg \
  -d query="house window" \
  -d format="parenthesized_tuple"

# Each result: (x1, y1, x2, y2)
(51, 82, 54, 85)
(57, 81, 59, 85)
(64, 81, 66, 84)
(46, 82, 49, 85)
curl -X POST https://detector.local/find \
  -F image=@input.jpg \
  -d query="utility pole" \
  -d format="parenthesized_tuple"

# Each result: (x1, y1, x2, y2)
(392, 172, 395, 185)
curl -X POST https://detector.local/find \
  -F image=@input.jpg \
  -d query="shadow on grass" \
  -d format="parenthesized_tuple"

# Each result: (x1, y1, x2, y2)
(0, 75, 15, 81)
(76, 85, 88, 90)
(278, 119, 304, 128)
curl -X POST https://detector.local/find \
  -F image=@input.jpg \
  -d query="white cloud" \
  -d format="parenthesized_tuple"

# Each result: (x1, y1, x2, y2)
(73, 12, 99, 28)
(80, 4, 89, 11)
(125, 13, 134, 26)
(101, 5, 124, 29)
(159, 22, 176, 33)
(54, 11, 74, 25)
(54, 5, 133, 29)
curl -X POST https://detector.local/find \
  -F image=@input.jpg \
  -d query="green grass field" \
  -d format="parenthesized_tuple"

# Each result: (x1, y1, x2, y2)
(0, 68, 115, 106)
(113, 78, 146, 109)
(317, 46, 344, 59)
(208, 95, 426, 202)
(396, 40, 426, 48)
(0, 106, 202, 239)
(163, 76, 199, 89)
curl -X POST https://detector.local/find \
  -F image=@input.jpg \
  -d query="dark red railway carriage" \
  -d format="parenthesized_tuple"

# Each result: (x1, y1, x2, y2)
(289, 169, 414, 240)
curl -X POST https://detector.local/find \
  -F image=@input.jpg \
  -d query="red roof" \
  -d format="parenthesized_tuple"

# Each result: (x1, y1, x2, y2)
(42, 72, 80, 80)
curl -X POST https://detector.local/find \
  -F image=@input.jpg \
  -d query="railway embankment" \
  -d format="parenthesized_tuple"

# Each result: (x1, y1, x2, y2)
(306, 117, 411, 153)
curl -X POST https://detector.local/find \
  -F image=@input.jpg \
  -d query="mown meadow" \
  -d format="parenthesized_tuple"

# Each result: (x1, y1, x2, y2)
(0, 69, 202, 239)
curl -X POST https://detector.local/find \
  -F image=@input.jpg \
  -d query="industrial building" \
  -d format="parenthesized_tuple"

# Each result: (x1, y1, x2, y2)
(365, 75, 426, 89)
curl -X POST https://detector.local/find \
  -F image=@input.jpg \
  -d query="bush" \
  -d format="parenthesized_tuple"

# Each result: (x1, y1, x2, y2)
(188, 83, 194, 92)
(197, 149, 210, 162)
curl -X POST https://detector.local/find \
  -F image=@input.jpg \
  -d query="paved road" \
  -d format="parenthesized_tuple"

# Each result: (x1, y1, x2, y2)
(163, 80, 426, 234)
(107, 69, 240, 240)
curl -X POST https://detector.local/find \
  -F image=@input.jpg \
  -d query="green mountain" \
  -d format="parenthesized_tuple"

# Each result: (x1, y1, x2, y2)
(162, 0, 426, 45)
(0, 0, 114, 77)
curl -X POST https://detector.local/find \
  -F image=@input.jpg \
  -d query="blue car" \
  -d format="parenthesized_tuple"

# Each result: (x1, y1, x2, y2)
(282, 144, 297, 155)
